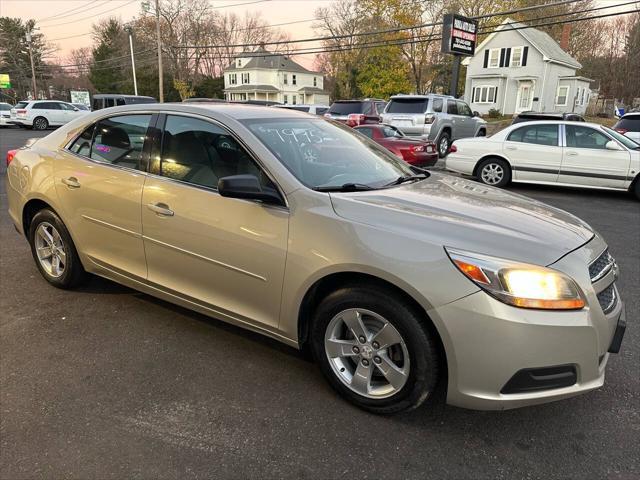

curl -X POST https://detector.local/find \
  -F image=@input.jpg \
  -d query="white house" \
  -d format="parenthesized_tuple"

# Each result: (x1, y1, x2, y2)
(223, 47, 330, 105)
(462, 19, 592, 115)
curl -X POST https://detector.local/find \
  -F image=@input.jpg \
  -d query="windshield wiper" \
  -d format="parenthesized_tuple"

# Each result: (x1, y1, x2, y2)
(384, 173, 428, 187)
(314, 183, 374, 192)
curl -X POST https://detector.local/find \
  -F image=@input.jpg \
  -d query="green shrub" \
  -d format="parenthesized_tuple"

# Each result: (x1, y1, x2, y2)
(487, 108, 501, 119)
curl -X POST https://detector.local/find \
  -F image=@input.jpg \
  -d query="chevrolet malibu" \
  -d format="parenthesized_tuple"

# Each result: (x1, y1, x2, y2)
(5, 104, 626, 414)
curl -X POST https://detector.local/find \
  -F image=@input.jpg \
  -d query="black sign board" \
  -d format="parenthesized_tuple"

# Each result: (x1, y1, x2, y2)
(441, 14, 478, 56)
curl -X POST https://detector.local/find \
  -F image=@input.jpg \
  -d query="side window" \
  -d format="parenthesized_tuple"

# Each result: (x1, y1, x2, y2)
(116, 98, 126, 106)
(446, 100, 458, 115)
(59, 103, 75, 111)
(357, 127, 373, 138)
(31, 103, 44, 110)
(157, 115, 272, 191)
(90, 114, 151, 169)
(431, 98, 443, 112)
(68, 124, 95, 157)
(508, 125, 559, 146)
(375, 102, 386, 114)
(457, 101, 472, 116)
(105, 98, 115, 108)
(566, 125, 610, 150)
(93, 98, 101, 110)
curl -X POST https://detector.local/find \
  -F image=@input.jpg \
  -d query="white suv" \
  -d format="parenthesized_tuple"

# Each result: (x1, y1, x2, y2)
(10, 100, 89, 130)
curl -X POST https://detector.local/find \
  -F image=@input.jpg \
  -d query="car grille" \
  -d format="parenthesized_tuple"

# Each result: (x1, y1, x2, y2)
(589, 249, 615, 282)
(597, 283, 617, 314)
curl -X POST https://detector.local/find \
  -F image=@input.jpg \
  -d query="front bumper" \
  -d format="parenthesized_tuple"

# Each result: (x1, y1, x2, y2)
(430, 234, 625, 410)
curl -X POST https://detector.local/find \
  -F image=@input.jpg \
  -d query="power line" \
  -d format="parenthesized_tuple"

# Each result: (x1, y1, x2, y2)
(38, 0, 139, 28)
(36, 0, 102, 23)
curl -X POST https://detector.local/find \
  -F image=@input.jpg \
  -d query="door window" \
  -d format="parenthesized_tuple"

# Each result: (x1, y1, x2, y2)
(105, 98, 115, 108)
(446, 100, 458, 115)
(566, 125, 611, 150)
(456, 101, 472, 116)
(156, 115, 272, 191)
(68, 124, 96, 157)
(116, 98, 126, 106)
(508, 124, 559, 146)
(59, 102, 75, 111)
(90, 114, 151, 169)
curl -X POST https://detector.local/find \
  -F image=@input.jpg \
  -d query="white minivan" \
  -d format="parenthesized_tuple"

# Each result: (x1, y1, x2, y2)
(10, 100, 89, 130)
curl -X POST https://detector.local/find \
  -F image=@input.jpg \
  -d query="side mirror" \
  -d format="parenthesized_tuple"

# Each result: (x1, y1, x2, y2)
(605, 140, 622, 151)
(473, 111, 480, 117)
(218, 174, 283, 205)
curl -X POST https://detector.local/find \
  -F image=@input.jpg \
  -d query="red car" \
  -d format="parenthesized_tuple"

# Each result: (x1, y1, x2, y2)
(354, 124, 438, 167)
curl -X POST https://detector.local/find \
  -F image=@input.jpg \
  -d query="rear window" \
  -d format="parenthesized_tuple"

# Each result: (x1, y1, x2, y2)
(15, 102, 28, 109)
(315, 107, 328, 116)
(328, 102, 365, 115)
(614, 116, 640, 132)
(386, 98, 429, 114)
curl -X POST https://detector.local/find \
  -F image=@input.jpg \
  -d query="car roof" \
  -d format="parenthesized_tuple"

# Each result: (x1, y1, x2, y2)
(389, 94, 452, 99)
(508, 120, 606, 128)
(621, 112, 640, 118)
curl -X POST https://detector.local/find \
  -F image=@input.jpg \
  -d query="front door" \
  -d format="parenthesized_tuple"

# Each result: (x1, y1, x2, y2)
(559, 125, 631, 188)
(141, 114, 289, 329)
(54, 113, 153, 278)
(515, 83, 533, 113)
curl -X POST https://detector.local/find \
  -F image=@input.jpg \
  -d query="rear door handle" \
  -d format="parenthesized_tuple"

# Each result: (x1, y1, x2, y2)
(62, 177, 80, 188)
(147, 202, 174, 217)
(566, 151, 578, 156)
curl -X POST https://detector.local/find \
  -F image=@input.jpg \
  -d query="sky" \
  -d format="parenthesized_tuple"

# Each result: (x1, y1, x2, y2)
(0, 0, 635, 70)
(0, 0, 332, 68)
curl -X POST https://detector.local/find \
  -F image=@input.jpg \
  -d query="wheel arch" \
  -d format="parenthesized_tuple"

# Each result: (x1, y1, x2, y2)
(297, 271, 448, 375)
(22, 198, 55, 237)
(472, 154, 512, 177)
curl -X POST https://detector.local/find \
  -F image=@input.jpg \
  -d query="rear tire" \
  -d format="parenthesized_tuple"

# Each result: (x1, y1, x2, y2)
(33, 116, 49, 130)
(310, 285, 441, 414)
(437, 131, 451, 158)
(28, 209, 86, 289)
(634, 179, 640, 201)
(476, 157, 511, 188)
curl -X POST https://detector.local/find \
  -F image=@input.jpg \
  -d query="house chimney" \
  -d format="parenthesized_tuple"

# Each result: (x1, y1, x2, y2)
(560, 24, 571, 51)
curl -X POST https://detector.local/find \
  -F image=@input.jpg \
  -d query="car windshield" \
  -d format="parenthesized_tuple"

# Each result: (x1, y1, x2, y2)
(602, 126, 640, 149)
(328, 102, 364, 115)
(242, 118, 415, 190)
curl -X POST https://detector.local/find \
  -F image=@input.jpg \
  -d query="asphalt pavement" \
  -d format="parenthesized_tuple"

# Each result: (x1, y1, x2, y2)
(1, 127, 639, 479)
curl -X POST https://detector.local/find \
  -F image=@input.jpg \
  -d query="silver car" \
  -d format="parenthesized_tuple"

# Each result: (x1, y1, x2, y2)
(6, 104, 625, 413)
(381, 94, 487, 158)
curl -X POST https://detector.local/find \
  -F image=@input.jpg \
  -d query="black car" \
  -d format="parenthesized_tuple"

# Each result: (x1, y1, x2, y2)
(613, 112, 640, 144)
(511, 112, 585, 124)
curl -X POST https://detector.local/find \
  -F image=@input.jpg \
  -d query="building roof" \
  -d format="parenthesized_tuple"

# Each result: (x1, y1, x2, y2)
(297, 86, 329, 94)
(464, 18, 581, 69)
(224, 84, 280, 92)
(226, 47, 317, 74)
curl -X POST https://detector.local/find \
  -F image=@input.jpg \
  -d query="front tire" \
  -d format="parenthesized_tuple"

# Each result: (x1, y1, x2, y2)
(310, 285, 441, 414)
(28, 209, 86, 289)
(477, 157, 511, 188)
(32, 116, 49, 130)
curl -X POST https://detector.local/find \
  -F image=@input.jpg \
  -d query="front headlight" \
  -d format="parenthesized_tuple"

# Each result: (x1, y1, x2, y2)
(446, 247, 585, 310)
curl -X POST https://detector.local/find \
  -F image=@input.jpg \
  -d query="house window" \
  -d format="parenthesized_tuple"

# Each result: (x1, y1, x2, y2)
(284, 74, 288, 85)
(241, 73, 250, 84)
(237, 59, 242, 68)
(556, 86, 569, 106)
(313, 77, 317, 87)
(511, 47, 524, 67)
(292, 95, 297, 105)
(284, 95, 288, 104)
(488, 48, 500, 68)
(472, 86, 497, 104)
(292, 75, 297, 85)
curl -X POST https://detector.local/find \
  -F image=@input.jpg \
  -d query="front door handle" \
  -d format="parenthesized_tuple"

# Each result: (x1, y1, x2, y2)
(505, 145, 517, 150)
(62, 177, 80, 188)
(147, 202, 174, 217)
(566, 151, 578, 156)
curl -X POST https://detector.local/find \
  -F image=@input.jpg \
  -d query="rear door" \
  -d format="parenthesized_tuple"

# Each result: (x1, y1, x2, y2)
(54, 113, 153, 278)
(455, 101, 476, 138)
(503, 123, 562, 182)
(559, 124, 631, 188)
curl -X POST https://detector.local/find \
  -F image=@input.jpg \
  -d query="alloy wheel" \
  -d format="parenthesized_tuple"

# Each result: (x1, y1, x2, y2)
(324, 308, 410, 399)
(34, 118, 48, 130)
(439, 136, 449, 156)
(480, 163, 504, 185)
(35, 222, 66, 278)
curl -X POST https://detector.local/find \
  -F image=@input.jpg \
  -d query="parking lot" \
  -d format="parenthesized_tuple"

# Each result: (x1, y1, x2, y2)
(1, 127, 638, 479)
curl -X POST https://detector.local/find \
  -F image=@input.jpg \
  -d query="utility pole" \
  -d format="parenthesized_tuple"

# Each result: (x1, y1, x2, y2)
(155, 0, 164, 102)
(25, 30, 38, 100)
(125, 25, 138, 95)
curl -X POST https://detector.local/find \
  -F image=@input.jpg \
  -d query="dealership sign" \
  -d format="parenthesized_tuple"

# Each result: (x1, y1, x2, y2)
(70, 90, 91, 106)
(0, 74, 11, 89)
(441, 14, 478, 56)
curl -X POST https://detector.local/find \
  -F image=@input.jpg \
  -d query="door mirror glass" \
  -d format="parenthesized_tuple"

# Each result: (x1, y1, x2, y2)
(218, 175, 283, 205)
(605, 140, 622, 151)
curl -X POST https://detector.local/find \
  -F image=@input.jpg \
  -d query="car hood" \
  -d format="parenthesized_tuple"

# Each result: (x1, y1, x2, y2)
(329, 173, 594, 266)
